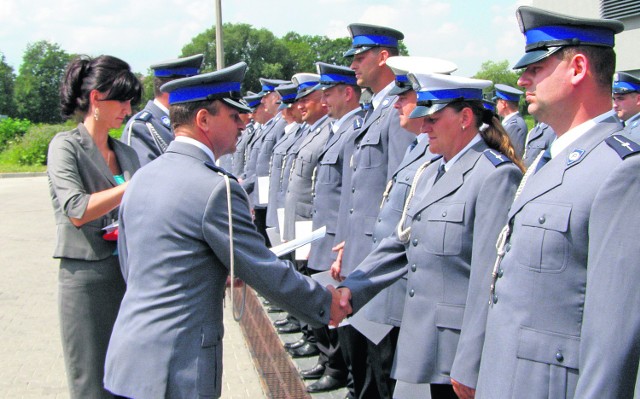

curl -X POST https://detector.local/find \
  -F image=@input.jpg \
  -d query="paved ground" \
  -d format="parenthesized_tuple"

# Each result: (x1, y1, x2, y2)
(0, 175, 266, 399)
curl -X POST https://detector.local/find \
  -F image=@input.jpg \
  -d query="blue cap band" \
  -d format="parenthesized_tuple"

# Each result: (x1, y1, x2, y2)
(262, 84, 276, 92)
(297, 81, 319, 91)
(280, 92, 298, 102)
(417, 88, 484, 103)
(320, 73, 357, 86)
(168, 81, 242, 104)
(525, 25, 615, 49)
(154, 67, 200, 77)
(495, 91, 521, 102)
(613, 81, 640, 93)
(247, 99, 261, 108)
(352, 34, 398, 48)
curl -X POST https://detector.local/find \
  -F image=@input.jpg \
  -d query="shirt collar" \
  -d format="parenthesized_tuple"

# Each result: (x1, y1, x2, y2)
(174, 136, 216, 163)
(371, 81, 396, 110)
(153, 98, 170, 115)
(501, 111, 518, 125)
(332, 106, 362, 133)
(550, 110, 615, 158)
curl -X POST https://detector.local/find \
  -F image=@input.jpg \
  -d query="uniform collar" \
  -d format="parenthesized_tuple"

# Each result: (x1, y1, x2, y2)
(174, 136, 215, 162)
(550, 110, 615, 158)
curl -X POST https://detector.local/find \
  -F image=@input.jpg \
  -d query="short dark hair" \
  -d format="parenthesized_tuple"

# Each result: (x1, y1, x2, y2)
(555, 46, 616, 90)
(153, 76, 173, 98)
(170, 100, 220, 130)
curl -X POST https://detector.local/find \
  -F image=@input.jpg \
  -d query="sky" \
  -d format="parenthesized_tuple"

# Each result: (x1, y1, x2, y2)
(0, 0, 532, 79)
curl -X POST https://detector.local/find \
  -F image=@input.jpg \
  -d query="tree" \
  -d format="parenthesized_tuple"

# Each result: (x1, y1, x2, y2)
(0, 53, 16, 117)
(474, 59, 525, 113)
(14, 41, 71, 123)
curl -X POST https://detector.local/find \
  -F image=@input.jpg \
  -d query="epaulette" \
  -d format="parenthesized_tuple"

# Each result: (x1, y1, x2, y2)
(605, 135, 640, 159)
(205, 161, 238, 181)
(353, 117, 364, 130)
(483, 149, 512, 167)
(134, 111, 152, 122)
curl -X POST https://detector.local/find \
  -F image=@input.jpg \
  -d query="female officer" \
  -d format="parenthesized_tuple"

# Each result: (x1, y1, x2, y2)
(47, 55, 141, 398)
(337, 73, 524, 399)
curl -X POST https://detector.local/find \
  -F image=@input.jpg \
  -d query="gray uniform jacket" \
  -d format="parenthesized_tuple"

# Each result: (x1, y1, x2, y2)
(334, 94, 415, 276)
(503, 112, 528, 158)
(341, 140, 522, 385)
(232, 122, 257, 177)
(121, 100, 173, 166)
(522, 122, 555, 167)
(624, 111, 640, 141)
(47, 123, 139, 260)
(240, 121, 268, 195)
(308, 110, 365, 271)
(274, 124, 311, 225)
(104, 141, 332, 399)
(282, 115, 332, 241)
(362, 137, 433, 327)
(477, 115, 640, 398)
(252, 113, 287, 208)
(265, 123, 302, 228)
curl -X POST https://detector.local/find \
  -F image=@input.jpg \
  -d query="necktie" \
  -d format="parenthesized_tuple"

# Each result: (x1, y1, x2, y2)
(404, 138, 418, 157)
(434, 164, 446, 183)
(534, 148, 552, 173)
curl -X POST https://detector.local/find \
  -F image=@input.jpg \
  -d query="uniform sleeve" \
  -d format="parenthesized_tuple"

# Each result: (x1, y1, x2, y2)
(574, 155, 640, 398)
(201, 178, 331, 327)
(450, 163, 522, 388)
(122, 120, 163, 166)
(47, 135, 90, 219)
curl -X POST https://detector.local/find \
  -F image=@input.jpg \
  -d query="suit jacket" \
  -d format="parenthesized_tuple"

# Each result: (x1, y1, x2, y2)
(265, 122, 302, 228)
(362, 137, 433, 327)
(252, 113, 288, 208)
(231, 122, 257, 177)
(308, 109, 365, 271)
(477, 115, 640, 398)
(47, 123, 139, 260)
(282, 115, 332, 241)
(121, 100, 173, 166)
(342, 140, 522, 385)
(333, 93, 415, 276)
(522, 122, 555, 167)
(503, 112, 528, 158)
(624, 111, 640, 141)
(104, 140, 332, 399)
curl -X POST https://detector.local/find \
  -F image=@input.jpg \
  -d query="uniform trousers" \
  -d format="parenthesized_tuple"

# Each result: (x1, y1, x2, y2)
(367, 326, 399, 399)
(59, 256, 125, 399)
(338, 325, 379, 398)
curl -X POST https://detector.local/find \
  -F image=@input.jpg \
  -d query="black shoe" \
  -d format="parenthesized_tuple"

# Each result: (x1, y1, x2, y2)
(277, 322, 302, 334)
(284, 338, 307, 350)
(300, 363, 325, 380)
(287, 342, 319, 358)
(273, 318, 292, 327)
(306, 375, 347, 393)
(267, 306, 284, 313)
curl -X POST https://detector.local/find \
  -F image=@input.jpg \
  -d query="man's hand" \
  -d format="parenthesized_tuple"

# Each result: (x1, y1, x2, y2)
(330, 241, 345, 281)
(327, 285, 352, 327)
(452, 378, 475, 399)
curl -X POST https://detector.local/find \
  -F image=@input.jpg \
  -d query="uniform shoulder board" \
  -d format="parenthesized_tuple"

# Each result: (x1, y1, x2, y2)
(483, 149, 512, 167)
(204, 161, 238, 181)
(134, 111, 152, 122)
(353, 117, 364, 130)
(605, 135, 640, 159)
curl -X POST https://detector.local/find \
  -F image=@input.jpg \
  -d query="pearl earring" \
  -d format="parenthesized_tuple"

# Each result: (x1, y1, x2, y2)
(94, 108, 100, 121)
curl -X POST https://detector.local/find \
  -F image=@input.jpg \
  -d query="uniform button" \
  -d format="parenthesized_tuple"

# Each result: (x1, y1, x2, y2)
(505, 242, 511, 252)
(405, 176, 410, 181)
(416, 213, 421, 221)
(373, 237, 377, 243)
(409, 289, 415, 297)
(352, 187, 355, 193)
(313, 209, 317, 214)
(393, 177, 397, 182)
(555, 351, 564, 362)
(356, 144, 360, 149)
(412, 238, 418, 247)
(411, 264, 417, 272)
(378, 218, 382, 222)
(497, 268, 504, 278)
(492, 294, 498, 304)
(538, 216, 546, 224)
(319, 309, 325, 317)
(349, 209, 354, 214)
(442, 211, 447, 217)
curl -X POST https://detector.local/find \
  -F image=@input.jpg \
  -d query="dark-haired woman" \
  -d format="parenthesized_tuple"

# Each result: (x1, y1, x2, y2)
(47, 55, 142, 399)
(337, 74, 523, 399)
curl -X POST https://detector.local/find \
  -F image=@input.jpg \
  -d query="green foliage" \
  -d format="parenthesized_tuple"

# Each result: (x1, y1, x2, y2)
(0, 53, 16, 116)
(14, 41, 71, 124)
(474, 60, 526, 115)
(0, 117, 32, 152)
(0, 123, 64, 166)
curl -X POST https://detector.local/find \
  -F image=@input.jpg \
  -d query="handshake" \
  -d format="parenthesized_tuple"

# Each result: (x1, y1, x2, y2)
(327, 286, 352, 327)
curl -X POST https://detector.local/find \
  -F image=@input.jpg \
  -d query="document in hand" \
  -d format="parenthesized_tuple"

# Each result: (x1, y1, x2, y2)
(269, 226, 326, 258)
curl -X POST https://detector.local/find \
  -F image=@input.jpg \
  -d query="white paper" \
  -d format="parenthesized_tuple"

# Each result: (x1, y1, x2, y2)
(265, 227, 282, 247)
(294, 220, 313, 260)
(277, 208, 285, 241)
(270, 226, 326, 258)
(102, 221, 119, 232)
(257, 176, 270, 205)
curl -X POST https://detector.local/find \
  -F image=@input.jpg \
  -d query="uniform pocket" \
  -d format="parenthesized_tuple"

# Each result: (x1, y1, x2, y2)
(425, 202, 465, 255)
(318, 151, 341, 185)
(360, 131, 383, 169)
(435, 303, 465, 376)
(197, 324, 223, 398)
(516, 202, 571, 272)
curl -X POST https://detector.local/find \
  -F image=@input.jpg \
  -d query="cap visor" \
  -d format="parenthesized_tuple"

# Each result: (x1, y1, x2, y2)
(513, 47, 562, 70)
(222, 98, 252, 113)
(343, 46, 372, 58)
(410, 103, 448, 119)
(277, 103, 290, 110)
(389, 85, 410, 96)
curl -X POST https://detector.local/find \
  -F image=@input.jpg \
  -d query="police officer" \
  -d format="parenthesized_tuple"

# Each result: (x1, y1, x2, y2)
(612, 71, 640, 139)
(121, 54, 203, 166)
(522, 121, 555, 168)
(231, 92, 263, 177)
(475, 7, 640, 398)
(494, 83, 527, 158)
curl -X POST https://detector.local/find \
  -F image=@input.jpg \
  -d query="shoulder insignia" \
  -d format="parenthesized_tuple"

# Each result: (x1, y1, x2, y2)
(204, 161, 238, 181)
(134, 111, 152, 122)
(160, 115, 171, 127)
(566, 149, 585, 166)
(353, 117, 364, 130)
(380, 97, 392, 109)
(605, 135, 640, 159)
(483, 149, 512, 167)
